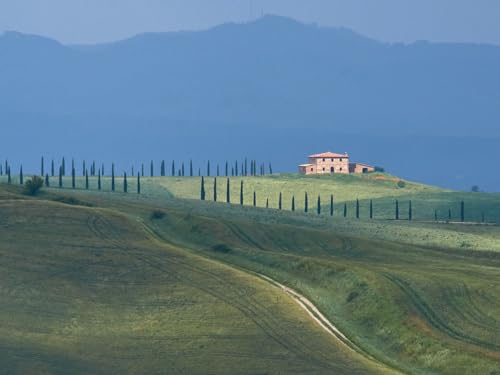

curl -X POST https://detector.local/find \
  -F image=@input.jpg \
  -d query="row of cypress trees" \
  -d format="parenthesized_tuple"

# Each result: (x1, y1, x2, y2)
(200, 178, 470, 222)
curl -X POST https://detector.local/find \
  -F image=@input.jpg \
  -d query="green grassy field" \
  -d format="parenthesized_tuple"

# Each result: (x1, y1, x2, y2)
(1, 172, 500, 374)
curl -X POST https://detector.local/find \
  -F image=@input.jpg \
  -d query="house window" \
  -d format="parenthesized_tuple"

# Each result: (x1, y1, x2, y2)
(330, 167, 334, 173)
(331, 158, 333, 162)
(340, 167, 343, 171)
(322, 167, 325, 171)
(322, 158, 325, 162)
(340, 158, 343, 162)
(310, 168, 313, 172)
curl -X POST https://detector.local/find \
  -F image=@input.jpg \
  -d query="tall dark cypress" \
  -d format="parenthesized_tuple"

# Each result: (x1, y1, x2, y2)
(269, 163, 273, 175)
(226, 178, 231, 203)
(460, 201, 465, 222)
(101, 163, 104, 176)
(71, 165, 76, 189)
(207, 160, 211, 177)
(182, 162, 185, 177)
(19, 165, 23, 185)
(62, 157, 66, 176)
(409, 200, 413, 221)
(317, 195, 321, 215)
(160, 160, 165, 176)
(141, 163, 144, 177)
(124, 173, 128, 193)
(111, 163, 115, 192)
(150, 160, 154, 177)
(213, 178, 217, 202)
(292, 196, 295, 211)
(266, 198, 269, 208)
(171, 160, 175, 176)
(253, 191, 257, 207)
(278, 192, 282, 210)
(51, 159, 55, 177)
(200, 177, 206, 201)
(137, 173, 141, 194)
(369, 200, 373, 219)
(343, 202, 347, 218)
(7, 167, 11, 184)
(240, 180, 244, 205)
(330, 195, 334, 216)
(235, 161, 238, 177)
(45, 174, 50, 187)
(356, 199, 360, 219)
(190, 160, 193, 177)
(41, 156, 44, 176)
(217, 164, 220, 177)
(244, 158, 248, 176)
(395, 200, 400, 220)
(85, 170, 89, 190)
(304, 192, 309, 213)
(83, 160, 86, 176)
(98, 170, 102, 190)
(58, 166, 63, 188)
(225, 161, 228, 177)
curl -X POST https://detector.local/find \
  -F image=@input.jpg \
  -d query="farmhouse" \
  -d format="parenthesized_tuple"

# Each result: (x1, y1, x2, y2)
(298, 152, 375, 175)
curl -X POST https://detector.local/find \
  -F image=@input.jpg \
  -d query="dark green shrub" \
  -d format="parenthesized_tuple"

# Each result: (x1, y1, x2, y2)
(397, 180, 406, 188)
(151, 209, 166, 220)
(24, 176, 44, 196)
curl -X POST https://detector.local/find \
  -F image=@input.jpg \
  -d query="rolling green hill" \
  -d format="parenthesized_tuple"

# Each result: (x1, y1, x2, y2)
(1, 172, 500, 374)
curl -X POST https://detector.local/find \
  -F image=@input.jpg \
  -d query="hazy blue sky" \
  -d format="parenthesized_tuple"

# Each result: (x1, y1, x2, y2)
(1, 0, 499, 45)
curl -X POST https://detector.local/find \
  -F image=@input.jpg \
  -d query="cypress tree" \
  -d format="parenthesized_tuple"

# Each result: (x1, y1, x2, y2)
(62, 157, 66, 176)
(304, 192, 309, 213)
(171, 160, 175, 176)
(41, 156, 44, 176)
(207, 160, 211, 177)
(253, 191, 257, 207)
(111, 163, 115, 192)
(434, 209, 438, 222)
(317, 195, 321, 215)
(240, 180, 244, 205)
(98, 170, 102, 190)
(85, 170, 89, 190)
(235, 161, 238, 177)
(19, 165, 23, 185)
(292, 196, 295, 211)
(7, 167, 11, 184)
(356, 199, 360, 219)
(182, 162, 185, 177)
(0, 164, 2, 176)
(226, 178, 230, 203)
(150, 160, 154, 177)
(244, 158, 248, 176)
(160, 160, 165, 176)
(279, 192, 282, 210)
(409, 200, 413, 221)
(4, 160, 7, 176)
(448, 208, 452, 222)
(71, 165, 76, 189)
(269, 163, 273, 175)
(395, 200, 400, 220)
(45, 174, 50, 187)
(124, 173, 128, 193)
(190, 160, 193, 177)
(266, 198, 269, 208)
(200, 177, 206, 200)
(141, 163, 144, 177)
(225, 161, 228, 177)
(217, 164, 220, 177)
(58, 166, 63, 188)
(101, 163, 104, 176)
(330, 195, 334, 216)
(132, 166, 134, 176)
(83, 160, 86, 176)
(137, 173, 141, 194)
(51, 159, 55, 177)
(370, 200, 373, 219)
(343, 202, 347, 218)
(460, 201, 465, 222)
(213, 178, 217, 202)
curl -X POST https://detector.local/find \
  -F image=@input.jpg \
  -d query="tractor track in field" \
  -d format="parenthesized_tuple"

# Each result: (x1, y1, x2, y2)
(85, 213, 369, 373)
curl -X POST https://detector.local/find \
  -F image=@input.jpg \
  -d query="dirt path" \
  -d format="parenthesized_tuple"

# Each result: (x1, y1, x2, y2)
(257, 274, 404, 375)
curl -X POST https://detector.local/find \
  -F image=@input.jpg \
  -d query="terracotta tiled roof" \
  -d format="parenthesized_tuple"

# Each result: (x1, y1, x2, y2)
(309, 152, 349, 158)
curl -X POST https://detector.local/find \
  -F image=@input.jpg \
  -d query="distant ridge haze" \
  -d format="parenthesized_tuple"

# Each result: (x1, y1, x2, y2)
(1, 16, 499, 191)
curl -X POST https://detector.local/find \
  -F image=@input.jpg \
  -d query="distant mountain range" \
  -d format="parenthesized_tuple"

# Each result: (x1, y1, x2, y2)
(1, 15, 499, 190)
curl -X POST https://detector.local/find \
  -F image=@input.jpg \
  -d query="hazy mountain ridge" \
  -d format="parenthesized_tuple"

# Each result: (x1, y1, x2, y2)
(1, 15, 499, 190)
